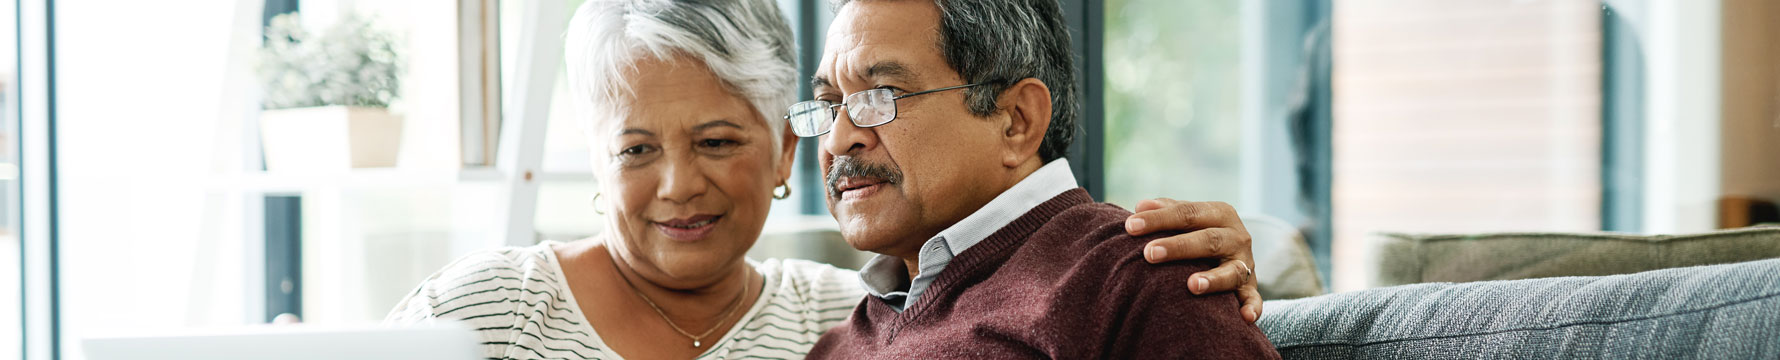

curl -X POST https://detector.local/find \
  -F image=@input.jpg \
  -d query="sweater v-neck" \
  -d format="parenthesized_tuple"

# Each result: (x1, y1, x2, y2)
(863, 188, 1093, 328)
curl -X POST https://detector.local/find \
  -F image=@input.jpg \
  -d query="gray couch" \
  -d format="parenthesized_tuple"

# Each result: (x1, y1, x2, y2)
(1252, 226, 1780, 359)
(1260, 257, 1780, 358)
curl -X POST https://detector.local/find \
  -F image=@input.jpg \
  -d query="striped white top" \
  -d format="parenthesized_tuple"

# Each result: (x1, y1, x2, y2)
(385, 241, 865, 359)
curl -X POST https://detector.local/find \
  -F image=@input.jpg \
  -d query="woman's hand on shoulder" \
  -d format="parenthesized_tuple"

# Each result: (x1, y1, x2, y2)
(1124, 198, 1262, 323)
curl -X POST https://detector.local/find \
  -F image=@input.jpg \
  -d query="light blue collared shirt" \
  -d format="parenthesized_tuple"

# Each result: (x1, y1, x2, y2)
(857, 159, 1080, 311)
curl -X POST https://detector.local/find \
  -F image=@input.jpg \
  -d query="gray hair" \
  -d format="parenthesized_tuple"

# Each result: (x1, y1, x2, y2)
(565, 0, 798, 147)
(833, 0, 1079, 162)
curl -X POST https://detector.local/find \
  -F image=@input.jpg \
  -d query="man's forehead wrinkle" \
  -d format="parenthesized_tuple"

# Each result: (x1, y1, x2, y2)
(834, 47, 896, 87)
(865, 61, 917, 83)
(817, 29, 868, 91)
(822, 47, 865, 88)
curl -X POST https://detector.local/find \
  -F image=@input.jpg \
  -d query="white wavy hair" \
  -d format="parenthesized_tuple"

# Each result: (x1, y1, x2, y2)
(565, 0, 798, 149)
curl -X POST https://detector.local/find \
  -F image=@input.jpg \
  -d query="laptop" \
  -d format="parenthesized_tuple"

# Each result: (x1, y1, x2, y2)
(82, 322, 480, 360)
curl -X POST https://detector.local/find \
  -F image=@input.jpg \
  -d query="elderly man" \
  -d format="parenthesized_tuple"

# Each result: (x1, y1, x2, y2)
(787, 0, 1281, 358)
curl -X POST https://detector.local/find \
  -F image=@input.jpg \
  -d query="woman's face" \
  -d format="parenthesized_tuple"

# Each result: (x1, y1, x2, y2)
(590, 54, 797, 289)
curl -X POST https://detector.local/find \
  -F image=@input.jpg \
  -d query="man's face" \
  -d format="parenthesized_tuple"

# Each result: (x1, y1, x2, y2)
(815, 0, 1008, 257)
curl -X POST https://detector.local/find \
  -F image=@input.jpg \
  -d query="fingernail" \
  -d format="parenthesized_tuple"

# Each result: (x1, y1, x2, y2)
(1127, 218, 1146, 233)
(1192, 277, 1209, 294)
(1146, 246, 1165, 262)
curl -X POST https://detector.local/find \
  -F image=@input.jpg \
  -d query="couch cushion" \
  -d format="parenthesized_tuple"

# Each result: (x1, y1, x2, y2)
(1245, 215, 1325, 300)
(1259, 258, 1780, 359)
(1371, 226, 1780, 287)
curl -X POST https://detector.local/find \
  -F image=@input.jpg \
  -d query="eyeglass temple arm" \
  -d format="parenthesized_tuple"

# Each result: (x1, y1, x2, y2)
(892, 82, 983, 100)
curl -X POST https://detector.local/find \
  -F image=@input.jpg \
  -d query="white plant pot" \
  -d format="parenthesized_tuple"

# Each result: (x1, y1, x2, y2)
(260, 106, 404, 173)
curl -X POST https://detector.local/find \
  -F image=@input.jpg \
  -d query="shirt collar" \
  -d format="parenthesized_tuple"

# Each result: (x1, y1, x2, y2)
(855, 159, 1079, 304)
(931, 158, 1078, 256)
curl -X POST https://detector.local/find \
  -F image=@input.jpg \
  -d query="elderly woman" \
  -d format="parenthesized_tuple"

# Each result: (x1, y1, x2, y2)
(386, 0, 1261, 358)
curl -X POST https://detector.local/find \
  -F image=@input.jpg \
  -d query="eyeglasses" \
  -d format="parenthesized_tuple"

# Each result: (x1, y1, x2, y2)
(784, 83, 984, 137)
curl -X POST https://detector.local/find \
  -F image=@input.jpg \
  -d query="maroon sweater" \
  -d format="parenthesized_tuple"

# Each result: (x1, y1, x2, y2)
(808, 189, 1280, 359)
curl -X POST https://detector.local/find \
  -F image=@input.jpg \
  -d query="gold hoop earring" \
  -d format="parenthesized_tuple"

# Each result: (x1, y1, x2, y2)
(772, 183, 792, 200)
(591, 192, 608, 215)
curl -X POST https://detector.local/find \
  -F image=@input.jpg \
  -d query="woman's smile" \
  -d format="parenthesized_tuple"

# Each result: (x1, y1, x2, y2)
(652, 214, 724, 242)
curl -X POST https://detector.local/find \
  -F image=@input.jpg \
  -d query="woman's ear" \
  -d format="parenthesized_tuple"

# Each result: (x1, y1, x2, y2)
(998, 78, 1053, 168)
(775, 123, 799, 182)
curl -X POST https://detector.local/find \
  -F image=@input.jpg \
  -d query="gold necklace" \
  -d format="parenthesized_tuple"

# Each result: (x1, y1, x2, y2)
(609, 258, 753, 348)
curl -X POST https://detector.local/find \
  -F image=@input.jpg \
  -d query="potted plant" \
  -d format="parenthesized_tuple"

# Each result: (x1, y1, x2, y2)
(257, 13, 405, 173)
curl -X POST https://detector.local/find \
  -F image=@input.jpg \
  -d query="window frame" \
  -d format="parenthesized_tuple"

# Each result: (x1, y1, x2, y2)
(19, 0, 56, 358)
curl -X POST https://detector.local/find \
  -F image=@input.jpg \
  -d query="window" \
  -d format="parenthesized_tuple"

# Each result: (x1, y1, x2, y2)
(1328, 0, 1605, 290)
(1102, 0, 1335, 285)
(55, 3, 256, 358)
(52, 1, 503, 357)
(1099, 0, 1758, 293)
(1104, 0, 1243, 208)
(0, 1, 20, 357)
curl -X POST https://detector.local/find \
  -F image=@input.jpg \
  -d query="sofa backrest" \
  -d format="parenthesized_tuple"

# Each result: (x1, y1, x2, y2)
(1259, 258, 1780, 359)
(1366, 226, 1780, 288)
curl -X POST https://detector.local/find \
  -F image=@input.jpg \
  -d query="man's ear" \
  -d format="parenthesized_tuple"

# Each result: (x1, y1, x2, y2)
(775, 122, 799, 183)
(998, 78, 1053, 168)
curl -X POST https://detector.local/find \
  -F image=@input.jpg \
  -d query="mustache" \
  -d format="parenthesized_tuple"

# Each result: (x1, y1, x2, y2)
(825, 156, 903, 199)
